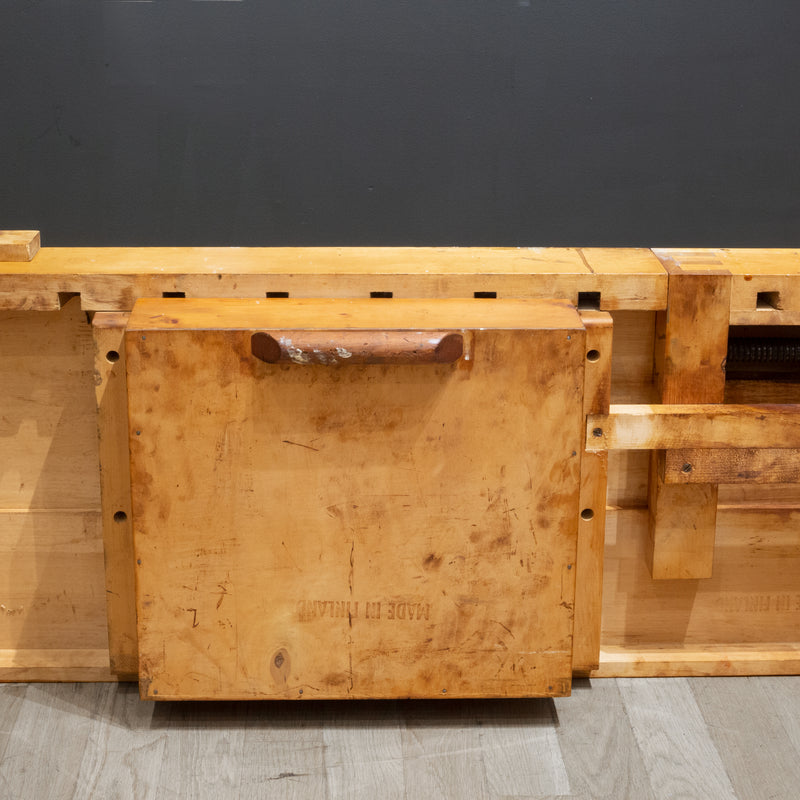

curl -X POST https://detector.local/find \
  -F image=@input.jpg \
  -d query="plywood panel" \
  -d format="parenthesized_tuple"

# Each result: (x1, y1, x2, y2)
(127, 299, 585, 699)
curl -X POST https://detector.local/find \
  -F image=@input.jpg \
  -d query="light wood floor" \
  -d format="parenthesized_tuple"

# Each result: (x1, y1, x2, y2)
(0, 677, 797, 799)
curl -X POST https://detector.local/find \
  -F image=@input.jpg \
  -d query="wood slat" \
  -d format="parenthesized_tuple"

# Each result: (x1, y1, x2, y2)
(588, 404, 800, 452)
(573, 310, 612, 674)
(665, 448, 800, 484)
(0, 246, 668, 312)
(93, 313, 137, 679)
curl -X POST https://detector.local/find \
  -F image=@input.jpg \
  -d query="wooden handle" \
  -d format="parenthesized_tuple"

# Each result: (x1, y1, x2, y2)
(251, 330, 463, 365)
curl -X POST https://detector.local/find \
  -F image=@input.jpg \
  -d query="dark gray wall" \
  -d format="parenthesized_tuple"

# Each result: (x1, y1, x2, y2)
(2, 1, 799, 246)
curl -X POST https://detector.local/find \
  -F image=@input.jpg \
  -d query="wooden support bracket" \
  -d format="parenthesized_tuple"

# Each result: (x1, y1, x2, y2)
(93, 312, 138, 679)
(646, 268, 731, 580)
(573, 310, 613, 674)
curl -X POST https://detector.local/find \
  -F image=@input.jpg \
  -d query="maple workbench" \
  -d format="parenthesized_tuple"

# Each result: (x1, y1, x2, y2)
(1, 231, 798, 696)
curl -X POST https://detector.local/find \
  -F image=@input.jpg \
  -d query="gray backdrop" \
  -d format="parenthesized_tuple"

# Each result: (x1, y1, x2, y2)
(2, 1, 799, 246)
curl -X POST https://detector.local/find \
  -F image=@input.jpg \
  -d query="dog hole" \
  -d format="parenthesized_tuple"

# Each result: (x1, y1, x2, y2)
(757, 291, 782, 310)
(162, 291, 185, 298)
(577, 291, 601, 310)
(474, 291, 497, 299)
(266, 292, 289, 298)
(106, 350, 120, 363)
(370, 291, 393, 298)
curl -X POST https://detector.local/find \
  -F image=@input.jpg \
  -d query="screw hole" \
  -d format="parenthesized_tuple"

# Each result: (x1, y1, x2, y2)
(113, 510, 127, 523)
(681, 463, 693, 473)
(586, 349, 600, 362)
(580, 508, 595, 521)
(592, 427, 603, 438)
(106, 350, 120, 363)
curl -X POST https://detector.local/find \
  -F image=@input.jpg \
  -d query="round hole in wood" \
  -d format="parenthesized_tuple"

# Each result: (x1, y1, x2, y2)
(114, 511, 127, 523)
(106, 350, 120, 363)
(586, 349, 600, 362)
(580, 508, 595, 521)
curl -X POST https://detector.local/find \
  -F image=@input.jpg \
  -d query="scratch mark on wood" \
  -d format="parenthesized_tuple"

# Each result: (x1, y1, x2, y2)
(491, 619, 516, 638)
(282, 439, 319, 452)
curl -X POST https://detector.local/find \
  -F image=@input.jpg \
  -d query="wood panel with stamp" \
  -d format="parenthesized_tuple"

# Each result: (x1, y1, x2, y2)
(125, 298, 587, 699)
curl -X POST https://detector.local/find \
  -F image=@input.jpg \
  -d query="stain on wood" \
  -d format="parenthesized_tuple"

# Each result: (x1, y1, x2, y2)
(126, 298, 586, 699)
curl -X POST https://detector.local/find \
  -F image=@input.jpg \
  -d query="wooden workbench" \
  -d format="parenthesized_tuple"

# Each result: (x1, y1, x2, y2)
(1, 233, 798, 687)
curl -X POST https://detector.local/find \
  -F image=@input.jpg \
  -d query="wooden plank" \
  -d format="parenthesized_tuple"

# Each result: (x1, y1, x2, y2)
(241, 703, 329, 798)
(0, 511, 108, 651)
(588, 404, 800, 452)
(647, 269, 731, 580)
(573, 310, 612, 674)
(93, 313, 137, 679)
(0, 231, 40, 262)
(1, 684, 113, 797)
(323, 705, 405, 798)
(157, 704, 248, 797)
(691, 677, 800, 800)
(596, 645, 800, 677)
(0, 246, 668, 311)
(127, 299, 584, 699)
(128, 295, 587, 332)
(552, 679, 656, 799)
(0, 300, 102, 510)
(400, 702, 487, 799)
(665, 448, 800, 484)
(479, 701, 570, 797)
(616, 678, 737, 799)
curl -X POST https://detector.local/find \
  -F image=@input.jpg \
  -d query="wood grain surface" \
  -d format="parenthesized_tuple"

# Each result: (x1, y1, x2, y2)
(126, 299, 586, 699)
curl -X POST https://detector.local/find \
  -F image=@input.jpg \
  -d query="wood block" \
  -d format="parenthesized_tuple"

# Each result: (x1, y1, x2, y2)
(0, 231, 40, 262)
(573, 310, 612, 674)
(648, 269, 731, 580)
(93, 313, 137, 679)
(126, 299, 586, 699)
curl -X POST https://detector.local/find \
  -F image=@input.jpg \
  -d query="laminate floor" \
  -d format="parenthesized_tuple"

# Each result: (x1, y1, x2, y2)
(0, 677, 797, 799)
